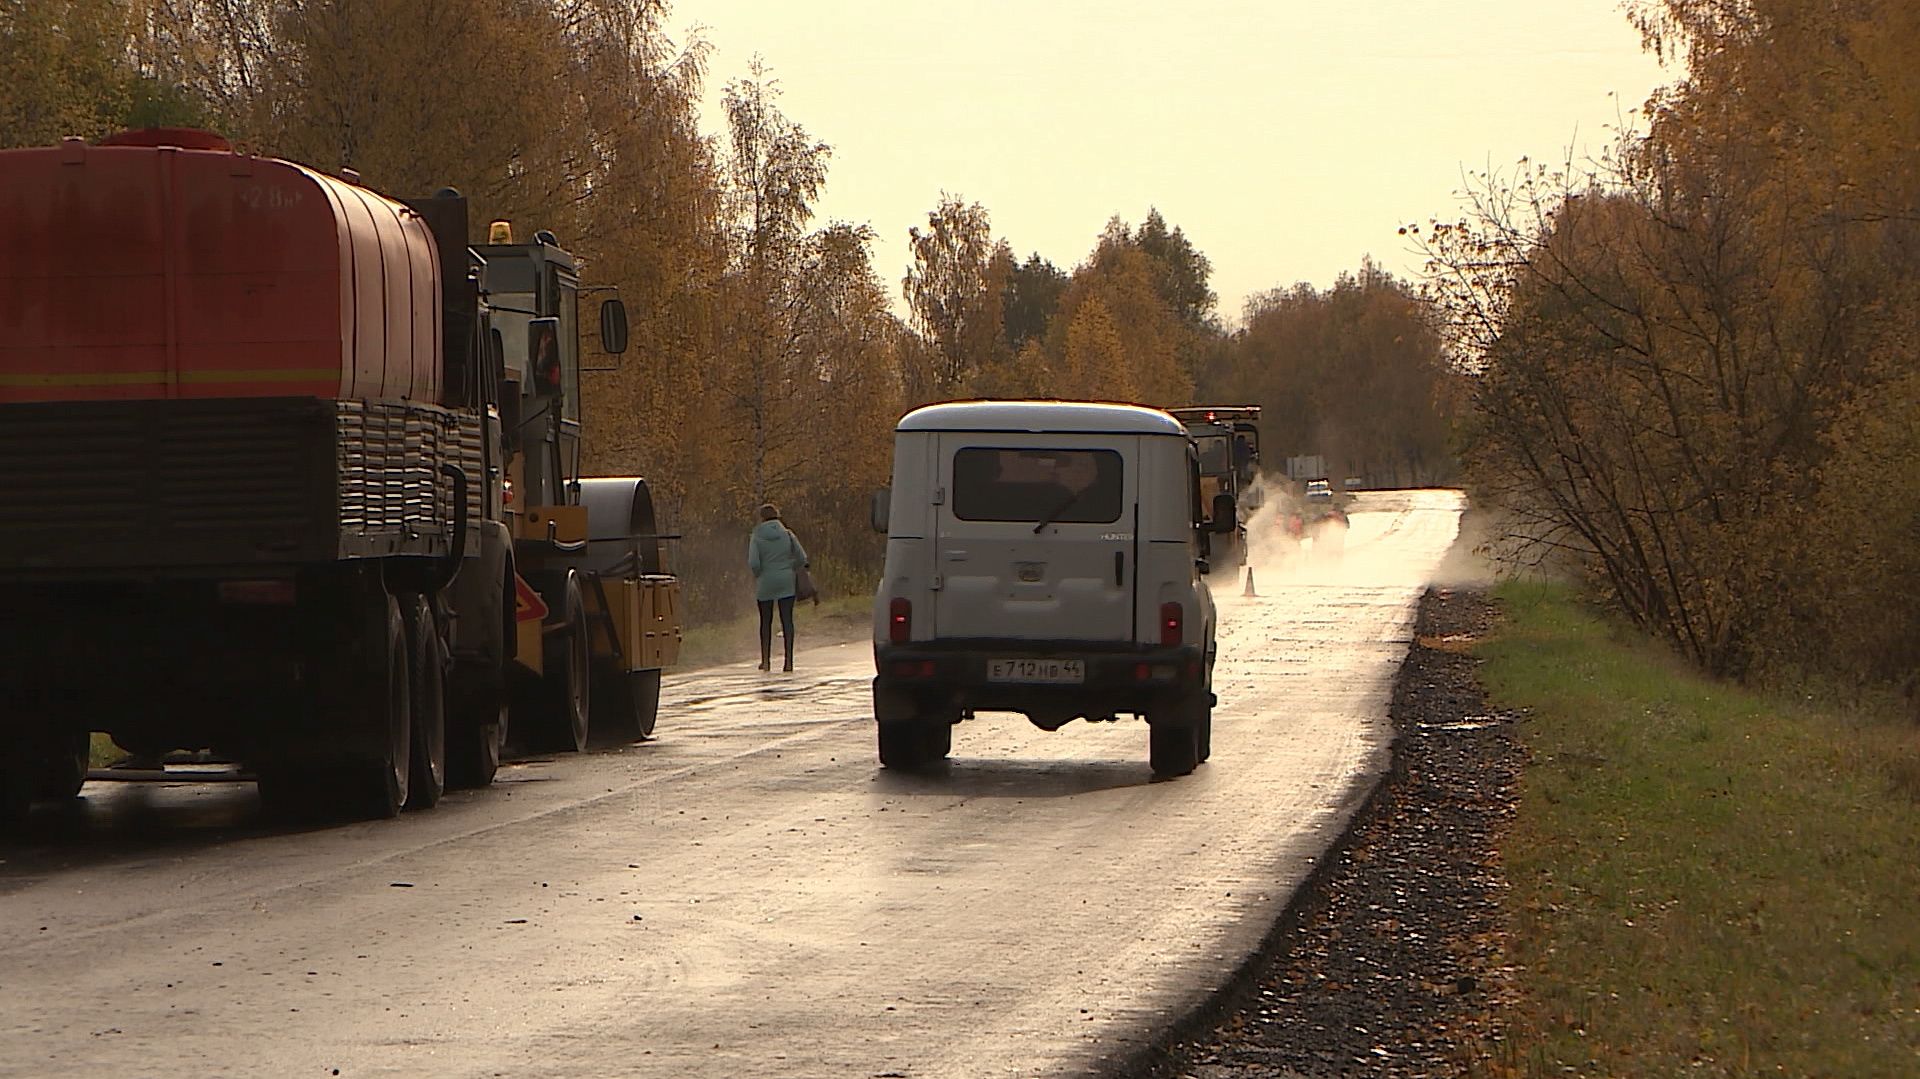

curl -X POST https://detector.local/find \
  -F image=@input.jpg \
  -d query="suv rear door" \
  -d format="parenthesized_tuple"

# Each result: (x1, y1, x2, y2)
(933, 434, 1137, 643)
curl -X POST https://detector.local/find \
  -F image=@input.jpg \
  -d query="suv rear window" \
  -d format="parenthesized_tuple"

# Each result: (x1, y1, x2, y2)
(952, 447, 1124, 523)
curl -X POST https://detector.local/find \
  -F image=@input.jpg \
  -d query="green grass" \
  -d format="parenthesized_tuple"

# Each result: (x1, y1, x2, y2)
(1479, 580, 1920, 1077)
(88, 732, 123, 768)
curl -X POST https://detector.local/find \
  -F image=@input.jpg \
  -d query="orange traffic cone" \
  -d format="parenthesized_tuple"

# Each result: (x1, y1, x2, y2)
(1243, 566, 1257, 597)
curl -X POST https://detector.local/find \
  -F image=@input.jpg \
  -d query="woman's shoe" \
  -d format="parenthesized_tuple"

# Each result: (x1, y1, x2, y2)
(782, 660, 794, 673)
(756, 660, 770, 671)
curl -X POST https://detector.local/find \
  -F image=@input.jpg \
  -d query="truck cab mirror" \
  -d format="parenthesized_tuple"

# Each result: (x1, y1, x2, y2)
(870, 488, 891, 533)
(1211, 492, 1238, 533)
(599, 298, 629, 355)
(528, 317, 562, 397)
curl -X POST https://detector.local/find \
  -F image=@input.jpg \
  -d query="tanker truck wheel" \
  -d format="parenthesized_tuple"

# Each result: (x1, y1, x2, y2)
(31, 729, 91, 802)
(0, 757, 32, 826)
(0, 725, 90, 825)
(447, 563, 514, 789)
(517, 573, 590, 754)
(447, 691, 507, 789)
(402, 595, 446, 810)
(340, 591, 412, 819)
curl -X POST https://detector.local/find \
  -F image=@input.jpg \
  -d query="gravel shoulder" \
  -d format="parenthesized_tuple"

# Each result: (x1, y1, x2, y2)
(1123, 585, 1519, 1079)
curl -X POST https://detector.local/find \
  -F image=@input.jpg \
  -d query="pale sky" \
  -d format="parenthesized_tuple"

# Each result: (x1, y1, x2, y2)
(679, 1, 1671, 325)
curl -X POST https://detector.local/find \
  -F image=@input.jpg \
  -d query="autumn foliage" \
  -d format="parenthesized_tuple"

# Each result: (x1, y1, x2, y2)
(1205, 263, 1460, 488)
(1424, 0, 1920, 693)
(3, 0, 1458, 622)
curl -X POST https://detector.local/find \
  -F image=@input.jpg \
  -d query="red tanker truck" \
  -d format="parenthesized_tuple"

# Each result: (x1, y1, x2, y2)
(0, 128, 681, 823)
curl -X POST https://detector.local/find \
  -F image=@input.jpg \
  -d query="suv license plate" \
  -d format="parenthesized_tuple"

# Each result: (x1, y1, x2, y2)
(987, 658, 1085, 684)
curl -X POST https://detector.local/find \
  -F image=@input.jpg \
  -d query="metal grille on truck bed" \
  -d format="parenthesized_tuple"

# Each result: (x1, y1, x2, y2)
(0, 397, 483, 576)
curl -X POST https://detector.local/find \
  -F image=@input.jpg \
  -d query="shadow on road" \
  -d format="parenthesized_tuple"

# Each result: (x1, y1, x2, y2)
(871, 756, 1160, 800)
(2, 735, 668, 875)
(0, 780, 340, 882)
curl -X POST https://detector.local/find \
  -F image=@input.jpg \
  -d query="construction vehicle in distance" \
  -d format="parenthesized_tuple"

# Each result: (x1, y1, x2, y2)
(1167, 406, 1261, 568)
(0, 128, 681, 824)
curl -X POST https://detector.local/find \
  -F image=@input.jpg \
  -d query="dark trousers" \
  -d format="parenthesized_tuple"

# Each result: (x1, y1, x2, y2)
(758, 595, 796, 666)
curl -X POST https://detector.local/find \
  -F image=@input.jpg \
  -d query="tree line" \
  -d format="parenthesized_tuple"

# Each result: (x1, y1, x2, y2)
(2, 0, 1459, 619)
(1423, 0, 1920, 698)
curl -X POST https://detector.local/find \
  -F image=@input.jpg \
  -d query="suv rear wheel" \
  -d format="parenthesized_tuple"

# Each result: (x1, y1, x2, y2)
(874, 685, 951, 769)
(1149, 720, 1200, 777)
(1149, 689, 1209, 777)
(877, 719, 951, 770)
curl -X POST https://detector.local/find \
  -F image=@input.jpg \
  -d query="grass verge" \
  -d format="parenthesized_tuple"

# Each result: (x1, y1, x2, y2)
(88, 732, 123, 768)
(677, 593, 871, 671)
(1478, 579, 1920, 1076)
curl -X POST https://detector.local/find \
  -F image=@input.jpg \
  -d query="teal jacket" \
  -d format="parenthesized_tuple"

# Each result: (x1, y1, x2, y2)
(747, 519, 808, 602)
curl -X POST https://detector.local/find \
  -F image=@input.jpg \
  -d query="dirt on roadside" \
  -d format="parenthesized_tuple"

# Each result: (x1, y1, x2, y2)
(1125, 585, 1522, 1079)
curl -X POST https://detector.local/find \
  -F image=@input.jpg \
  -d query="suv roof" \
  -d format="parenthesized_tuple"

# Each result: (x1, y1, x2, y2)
(898, 400, 1186, 436)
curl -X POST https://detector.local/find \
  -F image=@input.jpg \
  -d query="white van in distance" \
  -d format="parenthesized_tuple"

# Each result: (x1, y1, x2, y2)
(869, 401, 1236, 776)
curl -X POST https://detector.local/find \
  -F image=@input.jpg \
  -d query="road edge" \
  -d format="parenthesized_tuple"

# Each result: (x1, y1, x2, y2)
(1097, 577, 1506, 1079)
(1093, 647, 1422, 1079)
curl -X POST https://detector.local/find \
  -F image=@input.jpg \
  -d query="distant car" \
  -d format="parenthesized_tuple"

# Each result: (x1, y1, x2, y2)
(1304, 479, 1332, 501)
(1342, 477, 1365, 491)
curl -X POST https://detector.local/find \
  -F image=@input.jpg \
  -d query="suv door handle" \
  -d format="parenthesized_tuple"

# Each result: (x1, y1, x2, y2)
(1114, 550, 1125, 587)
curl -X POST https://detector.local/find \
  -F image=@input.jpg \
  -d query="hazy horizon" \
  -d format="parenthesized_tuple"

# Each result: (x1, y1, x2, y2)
(679, 0, 1670, 325)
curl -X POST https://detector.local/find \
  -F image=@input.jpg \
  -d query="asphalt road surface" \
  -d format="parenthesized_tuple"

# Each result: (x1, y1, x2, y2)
(0, 489, 1464, 1079)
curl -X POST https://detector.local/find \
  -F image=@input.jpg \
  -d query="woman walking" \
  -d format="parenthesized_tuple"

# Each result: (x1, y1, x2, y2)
(747, 504, 812, 672)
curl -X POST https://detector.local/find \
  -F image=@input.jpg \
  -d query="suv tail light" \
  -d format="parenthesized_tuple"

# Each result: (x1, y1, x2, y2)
(1160, 601, 1183, 647)
(889, 597, 912, 644)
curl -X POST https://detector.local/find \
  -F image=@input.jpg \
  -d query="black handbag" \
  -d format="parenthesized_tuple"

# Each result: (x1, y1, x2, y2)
(788, 532, 818, 603)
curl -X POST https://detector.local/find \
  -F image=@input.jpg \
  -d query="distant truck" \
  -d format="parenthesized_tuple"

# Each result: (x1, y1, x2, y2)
(0, 128, 681, 824)
(1166, 406, 1261, 568)
(869, 402, 1235, 777)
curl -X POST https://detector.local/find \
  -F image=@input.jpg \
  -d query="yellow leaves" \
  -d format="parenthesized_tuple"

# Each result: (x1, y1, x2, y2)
(972, 340, 1053, 399)
(1424, 0, 1920, 685)
(1060, 295, 1133, 403)
(902, 194, 1005, 395)
(1040, 241, 1191, 408)
(0, 0, 139, 146)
